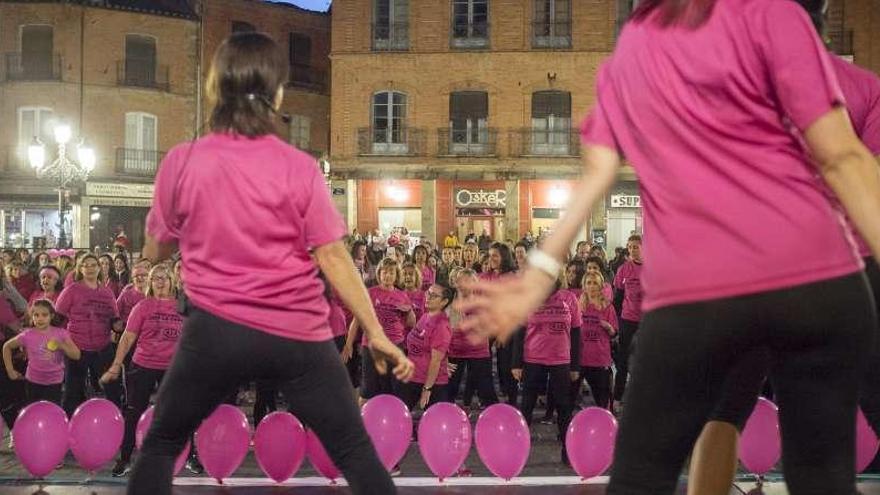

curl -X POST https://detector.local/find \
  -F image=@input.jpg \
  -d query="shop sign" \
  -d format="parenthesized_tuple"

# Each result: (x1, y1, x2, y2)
(86, 182, 154, 199)
(455, 189, 507, 208)
(610, 195, 641, 208)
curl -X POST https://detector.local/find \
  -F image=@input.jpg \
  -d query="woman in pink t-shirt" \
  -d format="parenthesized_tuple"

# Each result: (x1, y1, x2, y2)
(510, 276, 581, 464)
(343, 258, 415, 403)
(412, 245, 435, 292)
(447, 269, 498, 410)
(577, 272, 617, 410)
(27, 266, 63, 306)
(483, 243, 519, 405)
(55, 254, 124, 416)
(611, 234, 643, 408)
(101, 264, 183, 477)
(401, 262, 426, 330)
(459, 1, 880, 492)
(99, 254, 122, 298)
(401, 284, 455, 411)
(2, 300, 80, 407)
(127, 33, 411, 495)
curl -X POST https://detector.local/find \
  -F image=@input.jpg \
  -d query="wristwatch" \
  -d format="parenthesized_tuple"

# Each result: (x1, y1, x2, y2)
(422, 386, 433, 392)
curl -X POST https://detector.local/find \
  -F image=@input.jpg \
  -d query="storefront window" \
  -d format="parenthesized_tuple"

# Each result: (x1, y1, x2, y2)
(378, 208, 422, 238)
(0, 208, 64, 248)
(88, 206, 148, 253)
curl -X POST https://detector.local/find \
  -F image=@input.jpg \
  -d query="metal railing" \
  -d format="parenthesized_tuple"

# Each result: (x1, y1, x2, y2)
(438, 127, 497, 156)
(828, 29, 854, 56)
(357, 127, 426, 156)
(288, 64, 328, 92)
(116, 59, 170, 92)
(3, 52, 62, 82)
(372, 22, 410, 51)
(115, 148, 165, 176)
(532, 20, 572, 48)
(510, 127, 580, 157)
(451, 21, 490, 49)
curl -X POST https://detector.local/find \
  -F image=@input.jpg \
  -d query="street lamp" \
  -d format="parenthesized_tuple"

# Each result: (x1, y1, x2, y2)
(27, 123, 96, 248)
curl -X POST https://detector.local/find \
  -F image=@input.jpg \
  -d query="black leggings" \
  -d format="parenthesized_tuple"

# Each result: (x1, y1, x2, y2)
(579, 366, 613, 410)
(608, 272, 876, 495)
(63, 344, 124, 417)
(26, 382, 62, 406)
(360, 343, 404, 400)
(253, 380, 278, 426)
(121, 364, 166, 463)
(520, 363, 574, 441)
(400, 382, 450, 411)
(860, 258, 880, 435)
(613, 319, 639, 401)
(496, 341, 519, 406)
(127, 308, 394, 495)
(448, 357, 498, 408)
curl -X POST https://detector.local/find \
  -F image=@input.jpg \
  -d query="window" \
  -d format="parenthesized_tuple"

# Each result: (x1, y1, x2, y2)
(449, 91, 489, 152)
(288, 115, 311, 151)
(533, 0, 571, 48)
(19, 25, 54, 80)
(124, 35, 157, 87)
(372, 91, 408, 153)
(452, 0, 489, 48)
(231, 21, 256, 33)
(289, 33, 312, 86)
(123, 112, 158, 173)
(531, 91, 572, 154)
(17, 106, 53, 160)
(373, 0, 408, 50)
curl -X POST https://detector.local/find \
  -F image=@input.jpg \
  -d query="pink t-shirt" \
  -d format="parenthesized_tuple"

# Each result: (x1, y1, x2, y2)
(126, 298, 183, 370)
(580, 303, 618, 368)
(146, 133, 346, 342)
(28, 290, 59, 306)
(328, 296, 347, 338)
(18, 326, 71, 385)
(613, 261, 643, 322)
(405, 289, 426, 329)
(0, 298, 16, 327)
(448, 312, 491, 359)
(55, 282, 119, 351)
(117, 284, 146, 325)
(407, 311, 452, 385)
(524, 291, 574, 366)
(64, 271, 75, 288)
(561, 288, 583, 327)
(420, 266, 435, 292)
(831, 56, 880, 258)
(362, 286, 411, 345)
(581, 0, 861, 312)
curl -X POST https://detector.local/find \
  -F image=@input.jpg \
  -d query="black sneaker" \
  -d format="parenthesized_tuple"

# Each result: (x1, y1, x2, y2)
(561, 447, 570, 466)
(111, 459, 131, 477)
(389, 464, 402, 477)
(185, 455, 204, 475)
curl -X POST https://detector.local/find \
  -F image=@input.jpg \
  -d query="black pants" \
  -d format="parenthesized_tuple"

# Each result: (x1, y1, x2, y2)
(63, 344, 124, 417)
(607, 272, 876, 495)
(613, 319, 639, 402)
(448, 357, 498, 408)
(496, 342, 519, 406)
(400, 382, 449, 411)
(580, 366, 612, 410)
(253, 380, 278, 426)
(121, 364, 166, 463)
(0, 357, 25, 428)
(360, 343, 404, 400)
(521, 363, 574, 441)
(127, 308, 393, 495)
(860, 258, 880, 436)
(26, 381, 62, 406)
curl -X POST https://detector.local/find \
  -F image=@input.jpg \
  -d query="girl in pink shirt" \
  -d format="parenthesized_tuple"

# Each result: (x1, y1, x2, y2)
(483, 243, 520, 405)
(101, 264, 184, 477)
(577, 272, 617, 410)
(401, 284, 455, 411)
(28, 266, 63, 306)
(99, 254, 122, 298)
(401, 262, 426, 330)
(611, 235, 643, 407)
(412, 245, 435, 292)
(447, 269, 497, 410)
(3, 300, 80, 407)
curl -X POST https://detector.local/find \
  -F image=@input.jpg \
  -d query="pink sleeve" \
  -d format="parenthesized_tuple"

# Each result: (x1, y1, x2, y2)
(754, 1, 845, 132)
(54, 285, 73, 317)
(606, 305, 619, 331)
(862, 81, 880, 155)
(126, 301, 146, 336)
(580, 64, 621, 152)
(108, 290, 120, 319)
(300, 161, 346, 249)
(146, 147, 184, 243)
(431, 319, 452, 352)
(613, 264, 626, 290)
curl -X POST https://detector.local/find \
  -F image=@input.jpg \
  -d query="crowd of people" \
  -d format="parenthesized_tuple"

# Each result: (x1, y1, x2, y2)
(0, 231, 642, 476)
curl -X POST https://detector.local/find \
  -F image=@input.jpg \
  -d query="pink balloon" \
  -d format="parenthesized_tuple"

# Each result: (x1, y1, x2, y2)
(418, 402, 472, 481)
(195, 404, 251, 483)
(13, 401, 68, 477)
(475, 404, 530, 480)
(69, 398, 124, 472)
(856, 407, 879, 473)
(306, 429, 341, 481)
(135, 406, 191, 476)
(566, 407, 618, 480)
(739, 397, 780, 475)
(361, 394, 412, 471)
(254, 412, 306, 483)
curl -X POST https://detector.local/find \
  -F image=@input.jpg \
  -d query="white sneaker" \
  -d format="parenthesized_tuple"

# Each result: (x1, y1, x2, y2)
(7, 436, 13, 450)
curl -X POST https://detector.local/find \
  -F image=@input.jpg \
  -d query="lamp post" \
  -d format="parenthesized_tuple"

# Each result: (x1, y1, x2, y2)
(27, 123, 96, 248)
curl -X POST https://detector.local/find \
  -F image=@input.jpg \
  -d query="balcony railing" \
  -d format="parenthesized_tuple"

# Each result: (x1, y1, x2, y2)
(288, 64, 328, 92)
(451, 21, 490, 49)
(115, 148, 165, 177)
(357, 127, 426, 156)
(3, 52, 62, 82)
(438, 127, 497, 156)
(372, 22, 409, 51)
(828, 29, 854, 56)
(117, 59, 170, 92)
(532, 21, 572, 48)
(510, 127, 580, 157)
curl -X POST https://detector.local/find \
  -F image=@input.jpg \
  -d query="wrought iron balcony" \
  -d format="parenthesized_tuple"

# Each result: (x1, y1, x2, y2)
(288, 64, 328, 92)
(437, 127, 497, 156)
(532, 21, 572, 48)
(116, 59, 170, 92)
(372, 22, 410, 51)
(357, 127, 426, 156)
(115, 148, 165, 177)
(451, 21, 490, 49)
(510, 127, 580, 157)
(4, 52, 62, 82)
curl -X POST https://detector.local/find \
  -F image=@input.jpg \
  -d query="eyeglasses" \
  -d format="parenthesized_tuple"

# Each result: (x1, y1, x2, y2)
(426, 291, 445, 299)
